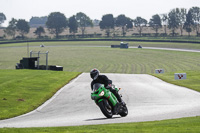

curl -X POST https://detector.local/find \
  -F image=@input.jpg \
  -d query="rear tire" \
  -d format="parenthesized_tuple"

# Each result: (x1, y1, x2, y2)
(98, 99, 113, 118)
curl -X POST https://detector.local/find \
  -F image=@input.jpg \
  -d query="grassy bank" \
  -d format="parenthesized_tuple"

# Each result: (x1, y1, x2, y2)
(0, 70, 80, 120)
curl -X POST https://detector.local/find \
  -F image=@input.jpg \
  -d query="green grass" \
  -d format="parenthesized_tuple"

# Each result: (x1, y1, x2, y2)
(1, 44, 200, 73)
(152, 70, 200, 92)
(0, 116, 200, 133)
(0, 70, 80, 120)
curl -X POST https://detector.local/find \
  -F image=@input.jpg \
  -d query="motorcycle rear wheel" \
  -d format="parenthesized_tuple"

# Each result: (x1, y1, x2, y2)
(98, 99, 113, 118)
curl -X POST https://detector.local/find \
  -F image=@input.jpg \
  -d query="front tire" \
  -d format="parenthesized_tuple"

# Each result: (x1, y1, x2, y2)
(98, 99, 113, 118)
(119, 105, 128, 117)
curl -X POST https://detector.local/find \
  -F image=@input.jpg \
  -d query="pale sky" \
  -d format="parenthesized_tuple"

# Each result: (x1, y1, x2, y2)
(1, 0, 200, 26)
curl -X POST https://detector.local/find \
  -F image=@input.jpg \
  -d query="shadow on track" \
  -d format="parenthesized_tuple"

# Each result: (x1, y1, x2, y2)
(85, 116, 121, 121)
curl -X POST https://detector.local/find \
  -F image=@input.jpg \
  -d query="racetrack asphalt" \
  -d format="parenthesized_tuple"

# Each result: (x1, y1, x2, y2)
(0, 73, 200, 128)
(2, 45, 200, 53)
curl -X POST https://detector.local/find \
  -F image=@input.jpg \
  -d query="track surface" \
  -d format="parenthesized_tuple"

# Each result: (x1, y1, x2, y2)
(0, 73, 200, 128)
(2, 45, 200, 53)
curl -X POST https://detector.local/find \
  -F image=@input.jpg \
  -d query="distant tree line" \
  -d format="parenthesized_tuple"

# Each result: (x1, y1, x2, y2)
(100, 7, 200, 37)
(1, 6, 200, 39)
(29, 16, 47, 27)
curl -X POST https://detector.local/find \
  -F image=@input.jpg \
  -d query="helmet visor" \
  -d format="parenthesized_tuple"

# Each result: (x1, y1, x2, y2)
(90, 73, 98, 80)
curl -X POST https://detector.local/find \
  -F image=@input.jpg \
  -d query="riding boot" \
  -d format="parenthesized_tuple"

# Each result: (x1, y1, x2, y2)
(108, 87, 123, 103)
(114, 92, 126, 106)
(115, 92, 122, 103)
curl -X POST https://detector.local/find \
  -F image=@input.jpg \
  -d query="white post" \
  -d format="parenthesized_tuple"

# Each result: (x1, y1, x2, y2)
(46, 51, 49, 70)
(38, 51, 40, 69)
(30, 50, 33, 57)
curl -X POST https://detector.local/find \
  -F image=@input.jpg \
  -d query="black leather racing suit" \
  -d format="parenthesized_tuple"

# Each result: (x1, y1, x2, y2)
(91, 75, 122, 102)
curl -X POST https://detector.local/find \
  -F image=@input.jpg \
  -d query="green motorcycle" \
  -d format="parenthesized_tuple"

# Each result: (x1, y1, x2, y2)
(91, 83, 128, 118)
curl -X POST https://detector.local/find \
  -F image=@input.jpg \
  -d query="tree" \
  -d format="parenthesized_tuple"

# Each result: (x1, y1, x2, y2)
(168, 9, 180, 36)
(68, 15, 78, 36)
(29, 16, 47, 27)
(149, 14, 162, 36)
(190, 7, 200, 36)
(16, 19, 30, 39)
(34, 26, 45, 38)
(133, 17, 147, 36)
(115, 14, 133, 36)
(184, 10, 194, 36)
(176, 8, 187, 36)
(161, 14, 168, 36)
(0, 13, 6, 27)
(76, 12, 93, 37)
(4, 18, 17, 39)
(46, 12, 68, 38)
(99, 14, 115, 37)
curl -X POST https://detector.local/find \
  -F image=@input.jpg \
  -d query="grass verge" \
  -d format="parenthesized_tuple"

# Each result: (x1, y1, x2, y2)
(0, 70, 80, 120)
(152, 70, 200, 93)
(0, 116, 200, 133)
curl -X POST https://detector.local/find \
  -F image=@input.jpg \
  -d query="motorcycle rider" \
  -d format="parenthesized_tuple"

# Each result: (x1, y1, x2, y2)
(90, 68, 123, 105)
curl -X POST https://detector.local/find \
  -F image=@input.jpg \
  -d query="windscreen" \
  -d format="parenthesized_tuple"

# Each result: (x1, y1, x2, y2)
(93, 83, 103, 92)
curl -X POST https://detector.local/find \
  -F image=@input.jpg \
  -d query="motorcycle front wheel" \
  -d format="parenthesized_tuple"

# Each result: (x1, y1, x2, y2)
(119, 104, 128, 117)
(98, 99, 113, 118)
